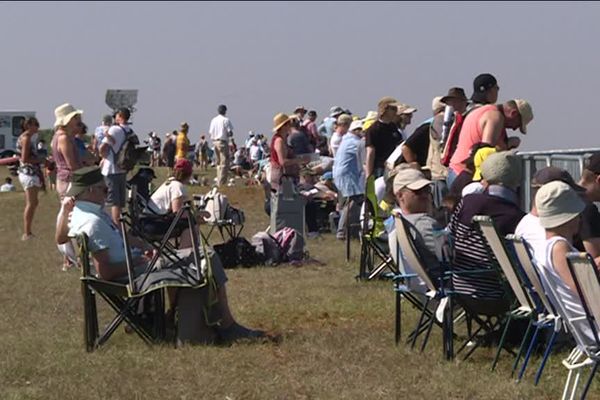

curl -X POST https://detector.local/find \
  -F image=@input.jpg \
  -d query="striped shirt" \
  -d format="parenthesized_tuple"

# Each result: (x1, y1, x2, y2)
(449, 188, 525, 299)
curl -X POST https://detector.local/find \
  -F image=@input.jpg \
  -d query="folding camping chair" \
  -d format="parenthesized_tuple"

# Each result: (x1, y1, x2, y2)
(507, 235, 563, 385)
(393, 214, 455, 360)
(451, 218, 516, 362)
(357, 176, 397, 280)
(77, 203, 208, 352)
(473, 216, 539, 373)
(193, 190, 245, 244)
(563, 252, 600, 400)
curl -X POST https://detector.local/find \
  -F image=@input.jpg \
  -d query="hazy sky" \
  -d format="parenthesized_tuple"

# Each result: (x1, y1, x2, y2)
(2, 1, 600, 151)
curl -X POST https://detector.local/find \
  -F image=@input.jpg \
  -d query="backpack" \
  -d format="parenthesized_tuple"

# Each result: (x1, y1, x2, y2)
(440, 105, 481, 167)
(202, 187, 230, 223)
(251, 231, 282, 265)
(272, 227, 305, 262)
(116, 126, 143, 171)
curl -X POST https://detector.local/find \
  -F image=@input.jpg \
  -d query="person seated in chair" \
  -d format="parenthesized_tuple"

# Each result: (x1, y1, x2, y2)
(535, 181, 596, 343)
(55, 166, 272, 345)
(298, 168, 336, 238)
(449, 151, 525, 305)
(144, 159, 210, 247)
(388, 165, 444, 292)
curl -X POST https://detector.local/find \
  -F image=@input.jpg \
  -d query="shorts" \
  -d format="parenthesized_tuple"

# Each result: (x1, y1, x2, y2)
(18, 172, 42, 190)
(104, 173, 127, 207)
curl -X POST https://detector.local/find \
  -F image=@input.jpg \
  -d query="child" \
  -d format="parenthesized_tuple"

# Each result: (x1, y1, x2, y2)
(0, 177, 16, 192)
(45, 157, 57, 192)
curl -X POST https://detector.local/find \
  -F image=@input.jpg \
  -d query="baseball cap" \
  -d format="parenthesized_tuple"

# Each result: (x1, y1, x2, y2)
(174, 158, 193, 176)
(471, 73, 498, 103)
(532, 166, 585, 192)
(513, 99, 533, 134)
(393, 167, 431, 193)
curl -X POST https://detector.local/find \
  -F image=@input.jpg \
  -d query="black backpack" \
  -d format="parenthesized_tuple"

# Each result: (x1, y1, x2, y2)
(116, 126, 143, 171)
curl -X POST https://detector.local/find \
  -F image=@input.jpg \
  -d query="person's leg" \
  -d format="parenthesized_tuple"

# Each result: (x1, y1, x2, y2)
(336, 196, 348, 240)
(213, 141, 223, 186)
(23, 186, 39, 237)
(220, 143, 230, 186)
(305, 201, 319, 236)
(446, 168, 457, 188)
(347, 195, 364, 239)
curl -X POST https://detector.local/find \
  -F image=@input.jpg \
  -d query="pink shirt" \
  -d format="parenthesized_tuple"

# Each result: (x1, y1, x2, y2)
(449, 105, 506, 174)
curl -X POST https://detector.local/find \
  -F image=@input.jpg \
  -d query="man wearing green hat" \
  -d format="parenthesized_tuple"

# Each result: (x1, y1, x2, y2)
(55, 166, 271, 344)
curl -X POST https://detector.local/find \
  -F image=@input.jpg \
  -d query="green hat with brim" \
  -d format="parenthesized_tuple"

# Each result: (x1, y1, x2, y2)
(66, 166, 104, 197)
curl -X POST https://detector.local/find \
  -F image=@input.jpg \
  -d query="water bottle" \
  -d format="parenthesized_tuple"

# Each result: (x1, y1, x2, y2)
(440, 105, 454, 148)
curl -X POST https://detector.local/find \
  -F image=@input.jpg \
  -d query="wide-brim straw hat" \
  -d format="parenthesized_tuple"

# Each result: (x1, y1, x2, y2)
(54, 103, 83, 128)
(272, 113, 294, 132)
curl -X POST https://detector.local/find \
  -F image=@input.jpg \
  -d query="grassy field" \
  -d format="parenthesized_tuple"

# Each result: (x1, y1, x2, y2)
(0, 165, 596, 400)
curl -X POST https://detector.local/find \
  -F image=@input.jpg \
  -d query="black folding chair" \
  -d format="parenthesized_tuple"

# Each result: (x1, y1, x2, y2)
(77, 203, 208, 352)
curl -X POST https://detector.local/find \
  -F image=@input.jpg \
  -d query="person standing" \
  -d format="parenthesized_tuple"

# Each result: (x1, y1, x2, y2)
(17, 117, 43, 241)
(92, 114, 113, 157)
(51, 103, 84, 198)
(209, 104, 234, 186)
(99, 107, 132, 226)
(176, 122, 190, 162)
(163, 132, 177, 175)
(364, 97, 401, 178)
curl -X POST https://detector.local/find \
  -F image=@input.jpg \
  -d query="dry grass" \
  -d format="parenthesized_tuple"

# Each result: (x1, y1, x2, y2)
(0, 165, 597, 400)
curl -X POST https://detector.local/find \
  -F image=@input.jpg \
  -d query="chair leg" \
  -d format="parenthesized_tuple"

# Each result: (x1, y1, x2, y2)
(82, 282, 98, 352)
(395, 290, 401, 345)
(411, 298, 430, 349)
(492, 316, 513, 371)
(420, 306, 436, 352)
(534, 327, 558, 386)
(580, 361, 598, 400)
(444, 296, 454, 360)
(518, 324, 542, 382)
(511, 318, 534, 378)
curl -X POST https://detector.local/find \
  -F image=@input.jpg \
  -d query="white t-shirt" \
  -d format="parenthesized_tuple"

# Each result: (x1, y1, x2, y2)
(330, 132, 343, 157)
(149, 178, 188, 215)
(0, 183, 15, 192)
(100, 124, 129, 176)
(249, 144, 261, 161)
(209, 115, 234, 141)
(515, 213, 546, 266)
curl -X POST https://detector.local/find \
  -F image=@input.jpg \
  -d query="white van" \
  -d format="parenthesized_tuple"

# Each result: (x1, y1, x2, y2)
(0, 111, 36, 151)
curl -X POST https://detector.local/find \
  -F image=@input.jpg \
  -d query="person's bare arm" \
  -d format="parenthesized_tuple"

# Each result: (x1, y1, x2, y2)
(92, 249, 129, 281)
(366, 146, 375, 177)
(55, 197, 75, 245)
(583, 238, 600, 259)
(480, 110, 504, 146)
(402, 143, 417, 163)
(551, 240, 577, 292)
(58, 134, 82, 171)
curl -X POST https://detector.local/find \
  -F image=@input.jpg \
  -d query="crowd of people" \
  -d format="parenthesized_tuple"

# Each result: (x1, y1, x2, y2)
(8, 71, 600, 357)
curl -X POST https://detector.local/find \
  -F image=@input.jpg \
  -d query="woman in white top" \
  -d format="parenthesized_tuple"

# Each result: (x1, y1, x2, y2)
(536, 181, 600, 343)
(146, 158, 208, 247)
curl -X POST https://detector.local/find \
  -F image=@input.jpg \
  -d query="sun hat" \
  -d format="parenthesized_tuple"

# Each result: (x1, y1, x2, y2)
(272, 113, 294, 132)
(536, 181, 585, 229)
(441, 87, 468, 104)
(65, 166, 103, 197)
(532, 166, 585, 192)
(472, 147, 497, 181)
(329, 106, 345, 118)
(431, 96, 445, 113)
(54, 103, 83, 128)
(174, 158, 193, 176)
(471, 73, 498, 103)
(513, 99, 533, 134)
(294, 106, 307, 113)
(479, 150, 522, 188)
(349, 120, 363, 132)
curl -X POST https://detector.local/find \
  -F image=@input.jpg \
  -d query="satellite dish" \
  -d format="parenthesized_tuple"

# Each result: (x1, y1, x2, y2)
(105, 89, 138, 114)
